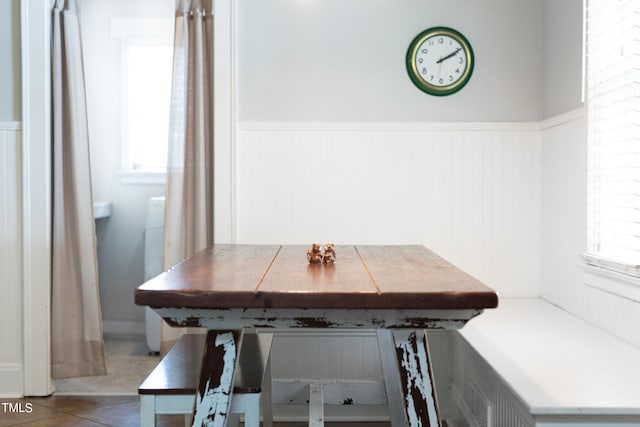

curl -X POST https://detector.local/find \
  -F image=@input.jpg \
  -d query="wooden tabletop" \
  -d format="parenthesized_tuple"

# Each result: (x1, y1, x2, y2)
(135, 244, 498, 310)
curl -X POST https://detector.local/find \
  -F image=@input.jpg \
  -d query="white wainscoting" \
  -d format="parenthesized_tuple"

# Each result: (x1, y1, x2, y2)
(540, 108, 640, 350)
(0, 122, 23, 397)
(237, 121, 542, 298)
(237, 121, 541, 420)
(540, 109, 587, 316)
(269, 329, 454, 421)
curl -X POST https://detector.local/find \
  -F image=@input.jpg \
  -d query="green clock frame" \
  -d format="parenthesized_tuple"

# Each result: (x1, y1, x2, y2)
(406, 26, 474, 96)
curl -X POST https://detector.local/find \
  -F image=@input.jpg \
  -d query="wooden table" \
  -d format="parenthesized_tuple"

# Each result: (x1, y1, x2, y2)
(135, 244, 498, 427)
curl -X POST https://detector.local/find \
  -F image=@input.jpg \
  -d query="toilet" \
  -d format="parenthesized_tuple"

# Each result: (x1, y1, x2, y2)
(143, 196, 165, 353)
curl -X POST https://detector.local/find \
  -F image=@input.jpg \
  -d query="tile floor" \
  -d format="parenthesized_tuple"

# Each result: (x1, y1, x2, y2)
(53, 338, 160, 395)
(0, 395, 394, 426)
(2, 338, 445, 426)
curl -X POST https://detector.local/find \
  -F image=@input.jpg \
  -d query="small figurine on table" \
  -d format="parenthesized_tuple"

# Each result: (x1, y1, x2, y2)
(307, 243, 323, 264)
(322, 243, 336, 264)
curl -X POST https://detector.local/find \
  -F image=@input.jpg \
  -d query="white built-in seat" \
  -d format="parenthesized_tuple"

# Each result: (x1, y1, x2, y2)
(453, 298, 640, 426)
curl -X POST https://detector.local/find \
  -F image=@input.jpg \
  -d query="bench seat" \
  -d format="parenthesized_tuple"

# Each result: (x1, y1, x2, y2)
(451, 298, 640, 426)
(139, 332, 273, 427)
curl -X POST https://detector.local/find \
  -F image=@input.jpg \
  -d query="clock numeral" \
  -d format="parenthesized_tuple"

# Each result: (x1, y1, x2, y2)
(459, 57, 464, 64)
(422, 68, 427, 75)
(449, 75, 453, 81)
(418, 58, 424, 64)
(439, 78, 444, 84)
(421, 48, 428, 54)
(430, 75, 435, 81)
(438, 37, 444, 44)
(456, 68, 461, 74)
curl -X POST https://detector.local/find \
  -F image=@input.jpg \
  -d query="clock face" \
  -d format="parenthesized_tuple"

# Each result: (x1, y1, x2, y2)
(406, 27, 474, 96)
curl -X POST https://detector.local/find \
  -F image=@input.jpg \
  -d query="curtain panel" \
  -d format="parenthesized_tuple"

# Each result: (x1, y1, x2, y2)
(51, 0, 106, 379)
(161, 0, 214, 349)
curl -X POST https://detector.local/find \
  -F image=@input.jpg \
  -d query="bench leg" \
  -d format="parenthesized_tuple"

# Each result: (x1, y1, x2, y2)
(308, 382, 324, 427)
(261, 342, 273, 427)
(377, 329, 441, 427)
(191, 330, 243, 427)
(241, 394, 260, 427)
(140, 395, 156, 427)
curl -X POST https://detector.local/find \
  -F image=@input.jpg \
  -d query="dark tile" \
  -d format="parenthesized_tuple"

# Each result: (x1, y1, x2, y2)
(73, 400, 140, 427)
(0, 399, 65, 427)
(7, 414, 107, 427)
(31, 395, 137, 414)
(156, 413, 191, 427)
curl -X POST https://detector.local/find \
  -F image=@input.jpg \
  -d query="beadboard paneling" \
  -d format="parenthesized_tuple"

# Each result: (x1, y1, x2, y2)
(237, 122, 542, 298)
(0, 123, 23, 396)
(540, 108, 640, 349)
(540, 110, 587, 314)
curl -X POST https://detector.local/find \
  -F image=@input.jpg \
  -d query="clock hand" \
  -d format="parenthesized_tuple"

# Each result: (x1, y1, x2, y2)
(436, 48, 462, 64)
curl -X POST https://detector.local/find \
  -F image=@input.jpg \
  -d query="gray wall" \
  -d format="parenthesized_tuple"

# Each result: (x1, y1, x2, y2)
(8, 0, 585, 326)
(238, 0, 544, 122)
(542, 0, 584, 118)
(0, 0, 21, 121)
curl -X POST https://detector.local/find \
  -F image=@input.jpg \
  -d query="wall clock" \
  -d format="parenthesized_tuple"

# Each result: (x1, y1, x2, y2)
(406, 26, 474, 96)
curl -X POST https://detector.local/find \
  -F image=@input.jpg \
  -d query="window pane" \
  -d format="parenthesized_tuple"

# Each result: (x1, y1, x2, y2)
(127, 44, 173, 170)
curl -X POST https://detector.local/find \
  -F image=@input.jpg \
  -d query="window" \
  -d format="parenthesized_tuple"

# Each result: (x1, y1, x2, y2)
(125, 44, 173, 170)
(111, 18, 174, 181)
(585, 0, 640, 276)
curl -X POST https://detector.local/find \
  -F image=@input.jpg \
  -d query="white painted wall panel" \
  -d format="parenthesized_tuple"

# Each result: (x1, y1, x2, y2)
(0, 123, 23, 396)
(540, 110, 587, 313)
(236, 122, 542, 298)
(540, 109, 640, 350)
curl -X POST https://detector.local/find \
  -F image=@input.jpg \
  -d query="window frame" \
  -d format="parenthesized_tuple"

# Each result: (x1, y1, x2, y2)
(583, 0, 640, 278)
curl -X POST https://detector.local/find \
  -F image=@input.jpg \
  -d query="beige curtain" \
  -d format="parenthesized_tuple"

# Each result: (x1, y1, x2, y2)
(161, 0, 214, 349)
(51, 0, 106, 379)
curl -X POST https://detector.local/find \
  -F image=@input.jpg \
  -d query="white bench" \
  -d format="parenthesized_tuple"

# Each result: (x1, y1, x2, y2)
(450, 298, 640, 427)
(138, 332, 273, 427)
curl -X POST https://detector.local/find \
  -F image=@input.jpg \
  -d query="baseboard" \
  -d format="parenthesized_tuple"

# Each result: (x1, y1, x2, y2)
(102, 320, 145, 339)
(0, 363, 24, 398)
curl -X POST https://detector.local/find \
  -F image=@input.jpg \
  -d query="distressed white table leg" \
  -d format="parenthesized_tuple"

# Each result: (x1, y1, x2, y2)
(377, 329, 441, 427)
(308, 382, 325, 427)
(377, 330, 410, 426)
(140, 395, 155, 427)
(191, 330, 243, 427)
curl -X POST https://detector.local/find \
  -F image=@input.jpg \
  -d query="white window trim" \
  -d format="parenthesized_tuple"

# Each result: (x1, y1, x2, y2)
(582, 259, 640, 305)
(117, 169, 166, 185)
(582, 252, 640, 279)
(585, 0, 640, 274)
